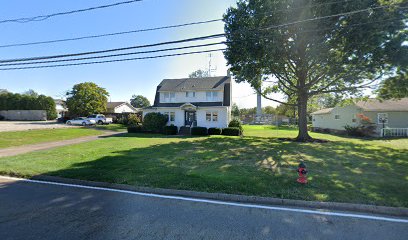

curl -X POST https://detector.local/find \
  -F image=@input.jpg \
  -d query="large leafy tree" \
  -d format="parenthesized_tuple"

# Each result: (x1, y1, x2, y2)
(66, 82, 109, 116)
(224, 0, 407, 141)
(377, 72, 408, 99)
(130, 95, 151, 108)
(189, 69, 210, 78)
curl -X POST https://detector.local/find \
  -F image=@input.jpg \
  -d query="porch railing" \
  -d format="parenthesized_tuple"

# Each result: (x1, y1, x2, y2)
(381, 128, 408, 137)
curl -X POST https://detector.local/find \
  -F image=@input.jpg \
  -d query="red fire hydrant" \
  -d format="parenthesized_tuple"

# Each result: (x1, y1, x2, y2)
(297, 162, 308, 184)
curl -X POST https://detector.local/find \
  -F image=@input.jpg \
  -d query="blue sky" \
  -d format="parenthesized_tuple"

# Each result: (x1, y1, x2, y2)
(0, 0, 280, 108)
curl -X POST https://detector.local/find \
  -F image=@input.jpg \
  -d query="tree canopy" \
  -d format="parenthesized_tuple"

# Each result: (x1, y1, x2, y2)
(224, 0, 407, 141)
(66, 82, 109, 117)
(189, 69, 210, 78)
(130, 95, 151, 108)
(377, 72, 408, 99)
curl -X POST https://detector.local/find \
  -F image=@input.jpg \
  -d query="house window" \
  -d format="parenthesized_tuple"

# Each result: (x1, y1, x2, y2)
(212, 112, 218, 122)
(352, 118, 357, 122)
(186, 91, 195, 98)
(206, 112, 212, 121)
(377, 113, 388, 124)
(163, 112, 175, 122)
(206, 91, 218, 101)
(334, 115, 340, 120)
(163, 92, 175, 102)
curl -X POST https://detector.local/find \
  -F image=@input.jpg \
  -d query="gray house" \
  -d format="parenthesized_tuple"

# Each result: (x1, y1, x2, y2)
(311, 98, 408, 137)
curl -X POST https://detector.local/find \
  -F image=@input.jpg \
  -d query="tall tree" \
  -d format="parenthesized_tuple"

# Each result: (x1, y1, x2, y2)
(377, 72, 408, 99)
(224, 0, 407, 141)
(130, 95, 151, 108)
(23, 89, 39, 98)
(231, 103, 240, 117)
(66, 82, 109, 116)
(189, 69, 210, 78)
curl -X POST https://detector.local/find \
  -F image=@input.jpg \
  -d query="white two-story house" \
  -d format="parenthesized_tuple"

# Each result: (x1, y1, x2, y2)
(143, 76, 232, 129)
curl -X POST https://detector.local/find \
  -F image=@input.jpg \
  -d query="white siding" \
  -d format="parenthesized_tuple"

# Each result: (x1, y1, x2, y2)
(159, 90, 223, 103)
(114, 104, 136, 113)
(143, 107, 230, 129)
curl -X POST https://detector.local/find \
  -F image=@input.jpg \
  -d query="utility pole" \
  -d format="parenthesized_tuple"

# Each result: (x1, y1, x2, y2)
(207, 53, 217, 77)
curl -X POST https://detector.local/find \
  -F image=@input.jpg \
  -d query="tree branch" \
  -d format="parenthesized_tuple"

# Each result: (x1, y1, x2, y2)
(254, 87, 297, 106)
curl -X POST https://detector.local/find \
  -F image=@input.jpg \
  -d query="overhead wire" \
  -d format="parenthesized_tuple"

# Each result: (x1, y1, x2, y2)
(0, 0, 354, 48)
(0, 0, 143, 24)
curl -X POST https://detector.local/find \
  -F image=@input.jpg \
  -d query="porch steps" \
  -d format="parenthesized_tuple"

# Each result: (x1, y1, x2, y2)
(179, 126, 191, 135)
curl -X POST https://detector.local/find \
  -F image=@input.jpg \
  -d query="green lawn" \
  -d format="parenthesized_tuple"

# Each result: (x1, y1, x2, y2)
(0, 125, 407, 207)
(94, 124, 127, 132)
(0, 128, 102, 148)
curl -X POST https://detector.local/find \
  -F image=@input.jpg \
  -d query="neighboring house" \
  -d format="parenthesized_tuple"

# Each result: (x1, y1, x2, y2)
(311, 98, 408, 136)
(54, 99, 68, 118)
(143, 76, 232, 129)
(106, 102, 139, 113)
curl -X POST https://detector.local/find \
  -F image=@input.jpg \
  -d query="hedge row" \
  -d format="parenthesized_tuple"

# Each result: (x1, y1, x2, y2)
(128, 125, 241, 136)
(0, 92, 57, 120)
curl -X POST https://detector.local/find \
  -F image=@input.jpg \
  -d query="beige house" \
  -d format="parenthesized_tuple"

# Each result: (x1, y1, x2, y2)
(311, 98, 408, 137)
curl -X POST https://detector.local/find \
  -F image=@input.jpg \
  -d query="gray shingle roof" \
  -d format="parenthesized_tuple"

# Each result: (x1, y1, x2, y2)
(355, 98, 408, 111)
(158, 76, 230, 92)
(311, 108, 333, 115)
(107, 102, 126, 109)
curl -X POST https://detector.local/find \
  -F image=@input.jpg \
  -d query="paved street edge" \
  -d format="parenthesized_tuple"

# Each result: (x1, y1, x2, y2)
(1, 174, 407, 217)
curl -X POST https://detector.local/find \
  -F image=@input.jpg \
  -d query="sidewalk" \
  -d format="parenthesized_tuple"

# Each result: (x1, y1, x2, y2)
(0, 131, 123, 157)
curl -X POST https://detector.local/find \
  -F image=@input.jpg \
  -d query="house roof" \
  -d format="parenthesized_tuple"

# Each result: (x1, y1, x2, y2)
(311, 98, 408, 115)
(355, 98, 408, 112)
(107, 102, 126, 109)
(311, 108, 333, 115)
(158, 76, 230, 92)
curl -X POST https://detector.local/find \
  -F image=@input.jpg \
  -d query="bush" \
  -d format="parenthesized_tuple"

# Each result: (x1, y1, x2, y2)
(208, 127, 222, 135)
(127, 113, 141, 126)
(228, 119, 243, 134)
(143, 112, 168, 133)
(344, 124, 376, 137)
(0, 115, 4, 121)
(222, 127, 241, 136)
(164, 125, 178, 135)
(191, 127, 208, 136)
(127, 125, 143, 133)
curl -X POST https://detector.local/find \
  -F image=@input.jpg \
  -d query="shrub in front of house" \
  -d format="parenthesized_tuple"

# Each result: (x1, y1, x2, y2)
(127, 125, 143, 133)
(143, 112, 168, 133)
(127, 113, 142, 126)
(228, 119, 243, 134)
(191, 127, 208, 136)
(222, 127, 241, 136)
(208, 127, 222, 135)
(164, 125, 178, 135)
(0, 115, 4, 121)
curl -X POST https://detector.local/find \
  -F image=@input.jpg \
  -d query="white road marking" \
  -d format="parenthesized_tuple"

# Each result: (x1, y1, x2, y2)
(1, 176, 407, 223)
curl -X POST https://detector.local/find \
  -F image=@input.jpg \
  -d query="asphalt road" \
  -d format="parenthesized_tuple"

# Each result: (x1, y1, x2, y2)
(0, 178, 407, 240)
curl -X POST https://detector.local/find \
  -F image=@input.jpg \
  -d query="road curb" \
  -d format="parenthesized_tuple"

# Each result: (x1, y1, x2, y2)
(4, 174, 408, 217)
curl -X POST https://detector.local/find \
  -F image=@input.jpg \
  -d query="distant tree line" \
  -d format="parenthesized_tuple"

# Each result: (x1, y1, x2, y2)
(0, 90, 57, 120)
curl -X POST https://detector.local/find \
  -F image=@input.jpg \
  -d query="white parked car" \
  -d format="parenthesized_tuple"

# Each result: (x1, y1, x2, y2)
(87, 114, 113, 125)
(66, 117, 96, 126)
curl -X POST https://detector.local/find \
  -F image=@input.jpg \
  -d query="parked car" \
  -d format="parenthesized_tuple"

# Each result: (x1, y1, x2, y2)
(66, 117, 96, 126)
(87, 114, 113, 125)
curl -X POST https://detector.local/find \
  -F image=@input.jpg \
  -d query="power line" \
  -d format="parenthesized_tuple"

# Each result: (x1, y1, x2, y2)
(1, 16, 402, 67)
(0, 0, 352, 48)
(0, 19, 221, 49)
(0, 42, 226, 66)
(0, 0, 143, 24)
(0, 49, 226, 71)
(0, 3, 403, 65)
(0, 34, 225, 63)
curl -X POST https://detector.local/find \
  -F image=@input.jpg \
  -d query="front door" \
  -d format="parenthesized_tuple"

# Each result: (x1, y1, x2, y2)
(185, 111, 196, 126)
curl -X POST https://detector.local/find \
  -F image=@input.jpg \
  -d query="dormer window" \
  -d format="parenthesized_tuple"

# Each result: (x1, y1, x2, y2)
(206, 91, 218, 101)
(186, 91, 195, 98)
(163, 92, 175, 103)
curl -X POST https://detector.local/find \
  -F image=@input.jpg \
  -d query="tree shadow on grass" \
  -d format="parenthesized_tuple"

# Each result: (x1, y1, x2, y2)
(43, 135, 408, 207)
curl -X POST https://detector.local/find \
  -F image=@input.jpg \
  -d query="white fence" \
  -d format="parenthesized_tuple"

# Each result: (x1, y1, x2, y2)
(381, 128, 408, 137)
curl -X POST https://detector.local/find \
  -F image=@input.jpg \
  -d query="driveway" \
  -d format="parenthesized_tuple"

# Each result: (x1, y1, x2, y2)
(0, 177, 406, 240)
(0, 121, 71, 132)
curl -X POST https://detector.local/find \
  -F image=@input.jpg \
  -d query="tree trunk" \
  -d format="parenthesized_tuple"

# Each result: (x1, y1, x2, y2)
(296, 93, 312, 142)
